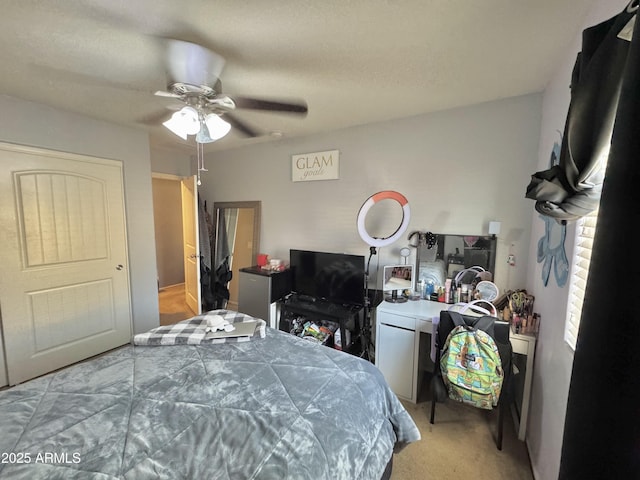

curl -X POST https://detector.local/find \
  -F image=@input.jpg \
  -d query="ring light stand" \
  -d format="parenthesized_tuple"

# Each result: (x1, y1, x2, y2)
(356, 191, 411, 362)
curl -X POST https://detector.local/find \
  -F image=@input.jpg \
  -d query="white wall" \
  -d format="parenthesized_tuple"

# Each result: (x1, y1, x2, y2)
(200, 93, 542, 293)
(150, 146, 193, 177)
(0, 94, 159, 335)
(525, 1, 628, 479)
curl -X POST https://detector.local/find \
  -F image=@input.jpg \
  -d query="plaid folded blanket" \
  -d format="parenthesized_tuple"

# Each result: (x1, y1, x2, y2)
(133, 310, 266, 346)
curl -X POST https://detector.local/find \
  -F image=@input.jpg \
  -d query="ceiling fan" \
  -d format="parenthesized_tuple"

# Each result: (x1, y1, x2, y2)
(153, 39, 308, 143)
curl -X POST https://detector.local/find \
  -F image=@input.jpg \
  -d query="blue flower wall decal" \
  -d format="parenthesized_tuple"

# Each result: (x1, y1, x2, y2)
(537, 133, 569, 287)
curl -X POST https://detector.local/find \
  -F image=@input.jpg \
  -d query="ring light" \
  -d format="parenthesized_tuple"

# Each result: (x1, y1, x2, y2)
(357, 191, 411, 247)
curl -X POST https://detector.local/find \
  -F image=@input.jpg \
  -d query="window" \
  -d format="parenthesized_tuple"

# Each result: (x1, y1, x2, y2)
(564, 209, 599, 350)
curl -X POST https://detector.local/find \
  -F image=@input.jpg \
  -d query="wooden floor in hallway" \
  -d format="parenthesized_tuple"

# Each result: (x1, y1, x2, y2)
(158, 283, 196, 326)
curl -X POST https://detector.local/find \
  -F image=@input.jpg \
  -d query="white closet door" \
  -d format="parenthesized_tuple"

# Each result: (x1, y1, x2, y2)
(181, 175, 201, 315)
(0, 143, 132, 385)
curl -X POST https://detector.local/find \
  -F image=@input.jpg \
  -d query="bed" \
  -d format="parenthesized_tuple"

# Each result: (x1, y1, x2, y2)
(0, 310, 420, 479)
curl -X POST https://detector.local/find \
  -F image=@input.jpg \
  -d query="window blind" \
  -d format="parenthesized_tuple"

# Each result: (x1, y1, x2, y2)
(564, 210, 599, 350)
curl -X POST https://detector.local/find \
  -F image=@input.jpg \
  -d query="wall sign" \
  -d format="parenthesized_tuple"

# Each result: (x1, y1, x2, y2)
(291, 149, 339, 182)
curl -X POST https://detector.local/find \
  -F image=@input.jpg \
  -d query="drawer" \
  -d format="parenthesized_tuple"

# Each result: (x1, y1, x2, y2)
(510, 336, 528, 355)
(377, 311, 416, 331)
(416, 318, 433, 333)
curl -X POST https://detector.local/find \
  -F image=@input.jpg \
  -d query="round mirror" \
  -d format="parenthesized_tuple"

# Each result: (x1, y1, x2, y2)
(475, 280, 499, 302)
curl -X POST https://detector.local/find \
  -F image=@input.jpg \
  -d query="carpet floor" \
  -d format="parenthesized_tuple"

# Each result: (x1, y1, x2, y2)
(391, 376, 534, 480)
(158, 283, 196, 326)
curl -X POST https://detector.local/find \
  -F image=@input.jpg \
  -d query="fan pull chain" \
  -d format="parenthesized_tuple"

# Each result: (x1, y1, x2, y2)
(196, 141, 208, 185)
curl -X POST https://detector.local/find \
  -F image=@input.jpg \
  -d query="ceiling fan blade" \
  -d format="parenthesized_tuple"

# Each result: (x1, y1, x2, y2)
(231, 97, 308, 115)
(165, 39, 225, 88)
(68, 3, 227, 58)
(224, 112, 261, 137)
(28, 62, 157, 94)
(154, 90, 182, 98)
(137, 109, 173, 126)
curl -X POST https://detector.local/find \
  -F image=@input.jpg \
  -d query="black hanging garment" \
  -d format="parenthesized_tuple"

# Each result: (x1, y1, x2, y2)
(199, 196, 215, 311)
(212, 257, 232, 308)
(212, 211, 232, 309)
(560, 4, 640, 479)
(525, 7, 636, 221)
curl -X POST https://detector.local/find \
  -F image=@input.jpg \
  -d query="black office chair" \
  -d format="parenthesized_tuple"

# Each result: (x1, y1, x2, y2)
(429, 310, 514, 450)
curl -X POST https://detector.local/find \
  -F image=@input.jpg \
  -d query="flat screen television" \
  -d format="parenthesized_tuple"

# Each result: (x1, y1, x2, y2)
(289, 249, 365, 307)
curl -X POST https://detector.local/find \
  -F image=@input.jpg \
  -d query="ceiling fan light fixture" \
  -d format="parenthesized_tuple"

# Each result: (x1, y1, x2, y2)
(162, 115, 188, 140)
(162, 106, 200, 139)
(204, 114, 231, 140)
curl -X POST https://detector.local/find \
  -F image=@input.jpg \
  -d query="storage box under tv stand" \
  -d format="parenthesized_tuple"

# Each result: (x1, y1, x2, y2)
(278, 294, 363, 356)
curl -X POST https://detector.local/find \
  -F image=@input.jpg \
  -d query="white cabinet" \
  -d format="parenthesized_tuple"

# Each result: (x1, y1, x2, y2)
(377, 313, 416, 400)
(375, 300, 442, 403)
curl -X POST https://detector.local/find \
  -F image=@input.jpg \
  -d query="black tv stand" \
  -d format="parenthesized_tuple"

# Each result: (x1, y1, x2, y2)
(278, 294, 364, 356)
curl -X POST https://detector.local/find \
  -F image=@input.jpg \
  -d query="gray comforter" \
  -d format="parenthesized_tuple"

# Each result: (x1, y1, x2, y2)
(0, 318, 420, 479)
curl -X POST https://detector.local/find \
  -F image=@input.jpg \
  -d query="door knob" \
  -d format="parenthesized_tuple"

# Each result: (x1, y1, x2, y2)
(116, 264, 124, 270)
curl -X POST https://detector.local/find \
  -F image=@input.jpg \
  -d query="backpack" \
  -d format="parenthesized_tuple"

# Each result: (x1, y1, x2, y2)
(440, 312, 504, 410)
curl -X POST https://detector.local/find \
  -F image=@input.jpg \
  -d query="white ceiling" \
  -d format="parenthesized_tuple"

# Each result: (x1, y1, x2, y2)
(0, 0, 596, 153)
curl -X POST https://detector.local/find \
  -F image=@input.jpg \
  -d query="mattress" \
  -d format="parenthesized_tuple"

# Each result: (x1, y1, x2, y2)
(0, 311, 420, 479)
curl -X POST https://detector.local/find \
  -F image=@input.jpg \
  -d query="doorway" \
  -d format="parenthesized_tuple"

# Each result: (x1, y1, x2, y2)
(157, 284, 194, 326)
(151, 174, 195, 325)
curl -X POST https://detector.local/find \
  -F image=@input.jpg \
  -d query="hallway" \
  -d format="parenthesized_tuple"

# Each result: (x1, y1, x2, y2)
(158, 283, 195, 326)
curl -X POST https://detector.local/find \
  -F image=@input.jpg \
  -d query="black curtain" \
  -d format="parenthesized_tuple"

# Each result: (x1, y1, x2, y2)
(559, 7, 640, 479)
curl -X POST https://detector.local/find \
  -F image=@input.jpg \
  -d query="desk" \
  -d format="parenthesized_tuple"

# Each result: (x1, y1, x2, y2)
(375, 299, 536, 441)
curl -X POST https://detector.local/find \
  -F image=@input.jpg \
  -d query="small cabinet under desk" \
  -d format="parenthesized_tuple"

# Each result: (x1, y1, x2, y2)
(375, 300, 442, 404)
(375, 299, 536, 441)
